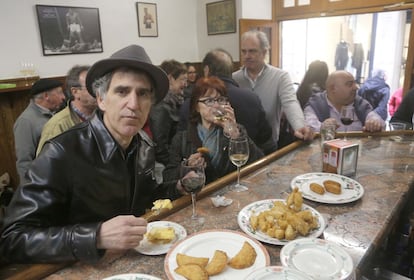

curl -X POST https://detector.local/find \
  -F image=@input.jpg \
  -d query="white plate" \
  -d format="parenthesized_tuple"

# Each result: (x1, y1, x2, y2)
(135, 221, 187, 255)
(103, 273, 162, 280)
(245, 266, 313, 280)
(291, 173, 364, 204)
(238, 199, 326, 245)
(280, 238, 354, 280)
(164, 229, 270, 280)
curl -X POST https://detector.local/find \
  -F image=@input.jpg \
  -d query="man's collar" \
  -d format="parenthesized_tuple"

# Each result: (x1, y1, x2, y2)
(32, 100, 54, 116)
(242, 64, 266, 82)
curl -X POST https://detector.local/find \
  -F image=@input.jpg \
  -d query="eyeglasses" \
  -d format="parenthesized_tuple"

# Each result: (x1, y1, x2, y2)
(188, 71, 197, 74)
(73, 85, 87, 90)
(198, 97, 228, 107)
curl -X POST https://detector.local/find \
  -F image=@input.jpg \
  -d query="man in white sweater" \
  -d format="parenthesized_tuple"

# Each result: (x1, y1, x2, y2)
(232, 30, 313, 146)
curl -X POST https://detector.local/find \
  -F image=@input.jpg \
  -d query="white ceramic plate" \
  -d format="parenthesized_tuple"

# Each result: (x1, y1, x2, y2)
(164, 229, 270, 280)
(103, 273, 162, 280)
(238, 199, 326, 245)
(245, 266, 313, 280)
(280, 238, 354, 280)
(135, 221, 187, 255)
(291, 173, 364, 204)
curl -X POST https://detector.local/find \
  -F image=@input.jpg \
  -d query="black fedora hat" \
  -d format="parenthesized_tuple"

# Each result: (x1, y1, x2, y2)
(30, 79, 63, 96)
(86, 45, 168, 103)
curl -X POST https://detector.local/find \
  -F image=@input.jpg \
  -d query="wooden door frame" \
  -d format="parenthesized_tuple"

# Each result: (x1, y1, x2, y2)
(271, 0, 414, 95)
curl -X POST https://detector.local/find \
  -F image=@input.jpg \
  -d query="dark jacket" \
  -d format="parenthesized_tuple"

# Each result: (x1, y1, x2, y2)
(390, 87, 414, 126)
(178, 77, 276, 154)
(150, 92, 183, 165)
(164, 123, 264, 185)
(308, 91, 372, 124)
(335, 41, 349, 70)
(357, 76, 390, 120)
(0, 113, 179, 263)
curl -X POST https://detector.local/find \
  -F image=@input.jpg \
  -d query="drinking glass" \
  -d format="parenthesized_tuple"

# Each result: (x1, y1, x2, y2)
(180, 160, 206, 223)
(340, 105, 354, 140)
(228, 136, 249, 192)
(212, 106, 226, 122)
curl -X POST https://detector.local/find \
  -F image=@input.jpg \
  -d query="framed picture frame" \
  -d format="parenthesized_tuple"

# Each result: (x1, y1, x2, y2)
(136, 2, 158, 37)
(206, 0, 236, 35)
(35, 5, 103, 56)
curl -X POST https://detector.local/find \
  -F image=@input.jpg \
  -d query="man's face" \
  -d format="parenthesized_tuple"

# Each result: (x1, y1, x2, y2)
(240, 35, 266, 72)
(332, 73, 359, 105)
(97, 70, 153, 147)
(169, 73, 187, 95)
(72, 71, 97, 111)
(46, 87, 66, 112)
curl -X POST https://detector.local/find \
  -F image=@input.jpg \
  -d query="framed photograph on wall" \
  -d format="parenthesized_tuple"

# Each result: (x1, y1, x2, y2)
(136, 2, 158, 37)
(206, 0, 236, 35)
(36, 5, 103, 56)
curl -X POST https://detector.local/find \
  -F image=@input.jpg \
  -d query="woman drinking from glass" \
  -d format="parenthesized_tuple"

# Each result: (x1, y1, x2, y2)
(163, 76, 263, 185)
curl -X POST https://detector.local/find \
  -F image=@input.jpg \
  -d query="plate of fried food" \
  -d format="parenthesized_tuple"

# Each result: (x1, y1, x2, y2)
(237, 189, 325, 245)
(164, 229, 270, 280)
(291, 172, 364, 204)
(245, 266, 312, 280)
(135, 221, 187, 255)
(280, 238, 354, 280)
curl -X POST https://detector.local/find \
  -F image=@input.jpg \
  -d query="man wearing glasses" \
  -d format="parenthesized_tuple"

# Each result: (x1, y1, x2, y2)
(36, 65, 97, 155)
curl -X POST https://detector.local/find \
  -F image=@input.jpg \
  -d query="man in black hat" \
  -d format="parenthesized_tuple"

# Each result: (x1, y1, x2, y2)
(1, 45, 182, 263)
(13, 78, 65, 185)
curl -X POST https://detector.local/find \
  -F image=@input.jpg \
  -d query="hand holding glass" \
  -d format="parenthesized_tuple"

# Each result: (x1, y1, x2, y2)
(180, 160, 206, 223)
(228, 136, 249, 192)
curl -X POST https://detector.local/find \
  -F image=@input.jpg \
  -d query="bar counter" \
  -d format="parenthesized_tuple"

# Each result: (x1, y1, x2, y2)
(2, 131, 414, 279)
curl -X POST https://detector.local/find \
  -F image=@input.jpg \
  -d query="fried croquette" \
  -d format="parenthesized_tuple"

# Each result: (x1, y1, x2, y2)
(323, 180, 341, 194)
(228, 241, 257, 269)
(205, 250, 228, 276)
(175, 264, 209, 280)
(310, 182, 325, 195)
(197, 147, 209, 154)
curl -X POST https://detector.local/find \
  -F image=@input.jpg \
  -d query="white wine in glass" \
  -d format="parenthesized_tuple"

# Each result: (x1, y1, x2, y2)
(228, 137, 249, 192)
(180, 160, 205, 223)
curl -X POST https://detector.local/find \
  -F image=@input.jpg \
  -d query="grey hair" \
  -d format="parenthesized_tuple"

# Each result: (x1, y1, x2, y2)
(66, 65, 90, 98)
(372, 69, 386, 80)
(92, 67, 155, 102)
(92, 71, 113, 100)
(241, 30, 270, 51)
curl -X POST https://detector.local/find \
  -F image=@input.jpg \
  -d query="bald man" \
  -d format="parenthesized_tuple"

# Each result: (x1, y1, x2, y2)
(304, 70, 385, 132)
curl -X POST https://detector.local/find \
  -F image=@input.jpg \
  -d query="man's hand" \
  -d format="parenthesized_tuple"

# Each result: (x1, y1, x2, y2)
(294, 126, 314, 141)
(96, 215, 147, 249)
(363, 119, 384, 132)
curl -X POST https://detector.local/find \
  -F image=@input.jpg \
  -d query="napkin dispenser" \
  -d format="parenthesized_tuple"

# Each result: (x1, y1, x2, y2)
(322, 139, 359, 176)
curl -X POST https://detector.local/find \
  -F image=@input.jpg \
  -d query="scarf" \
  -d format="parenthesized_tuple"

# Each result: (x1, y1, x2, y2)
(197, 124, 221, 168)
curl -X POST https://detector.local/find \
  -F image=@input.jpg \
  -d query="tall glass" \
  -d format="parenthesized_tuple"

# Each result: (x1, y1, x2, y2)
(228, 136, 249, 192)
(180, 160, 205, 223)
(340, 105, 354, 140)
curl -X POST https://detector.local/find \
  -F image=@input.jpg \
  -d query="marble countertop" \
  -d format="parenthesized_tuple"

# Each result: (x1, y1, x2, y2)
(4, 132, 414, 280)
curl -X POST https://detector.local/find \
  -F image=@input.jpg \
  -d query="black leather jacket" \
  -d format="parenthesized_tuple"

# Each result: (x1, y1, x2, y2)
(0, 113, 179, 263)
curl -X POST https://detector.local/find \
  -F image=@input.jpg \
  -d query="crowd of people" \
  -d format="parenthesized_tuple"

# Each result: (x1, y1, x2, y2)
(1, 29, 409, 264)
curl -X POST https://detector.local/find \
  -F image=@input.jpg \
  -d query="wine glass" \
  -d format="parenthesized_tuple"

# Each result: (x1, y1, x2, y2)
(211, 104, 236, 138)
(180, 160, 206, 223)
(340, 105, 354, 140)
(228, 136, 249, 192)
